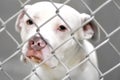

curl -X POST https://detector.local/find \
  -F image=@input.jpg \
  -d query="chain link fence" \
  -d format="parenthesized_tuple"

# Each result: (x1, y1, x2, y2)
(0, 0, 120, 80)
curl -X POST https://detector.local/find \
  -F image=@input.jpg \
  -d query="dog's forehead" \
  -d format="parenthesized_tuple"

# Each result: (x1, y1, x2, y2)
(27, 2, 81, 19)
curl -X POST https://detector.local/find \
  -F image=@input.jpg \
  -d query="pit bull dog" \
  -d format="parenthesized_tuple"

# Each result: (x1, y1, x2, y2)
(15, 1, 100, 80)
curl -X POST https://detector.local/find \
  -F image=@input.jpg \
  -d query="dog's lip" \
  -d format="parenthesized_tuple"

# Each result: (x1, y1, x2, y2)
(26, 45, 50, 63)
(25, 44, 58, 68)
(28, 56, 42, 63)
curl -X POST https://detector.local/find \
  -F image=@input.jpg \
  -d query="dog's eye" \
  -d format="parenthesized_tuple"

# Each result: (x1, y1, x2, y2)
(58, 25, 67, 31)
(26, 19, 33, 25)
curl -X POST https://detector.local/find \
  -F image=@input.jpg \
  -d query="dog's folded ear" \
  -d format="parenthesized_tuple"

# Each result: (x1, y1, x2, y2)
(80, 13, 100, 42)
(15, 5, 31, 32)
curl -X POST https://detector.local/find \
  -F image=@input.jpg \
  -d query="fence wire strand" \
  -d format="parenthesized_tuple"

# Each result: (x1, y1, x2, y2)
(0, 0, 120, 80)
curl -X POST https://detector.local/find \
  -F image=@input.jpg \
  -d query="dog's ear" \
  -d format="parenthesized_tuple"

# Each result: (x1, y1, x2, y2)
(15, 5, 31, 32)
(80, 13, 100, 41)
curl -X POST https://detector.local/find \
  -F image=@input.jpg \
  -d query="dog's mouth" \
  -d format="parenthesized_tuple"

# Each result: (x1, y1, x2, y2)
(27, 50, 43, 64)
(22, 36, 58, 68)
(26, 44, 49, 63)
(28, 56, 42, 63)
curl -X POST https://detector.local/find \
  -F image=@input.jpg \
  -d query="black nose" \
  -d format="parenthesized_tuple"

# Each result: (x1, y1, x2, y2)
(29, 36, 46, 51)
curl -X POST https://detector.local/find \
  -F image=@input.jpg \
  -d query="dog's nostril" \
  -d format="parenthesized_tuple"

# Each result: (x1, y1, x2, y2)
(31, 40, 34, 45)
(37, 43, 40, 46)
(29, 40, 35, 46)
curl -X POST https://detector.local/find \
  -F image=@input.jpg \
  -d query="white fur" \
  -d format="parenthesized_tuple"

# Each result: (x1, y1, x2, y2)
(16, 1, 100, 80)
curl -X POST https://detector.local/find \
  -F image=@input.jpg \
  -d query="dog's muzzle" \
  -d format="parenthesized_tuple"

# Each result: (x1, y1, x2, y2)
(26, 35, 47, 63)
(23, 35, 58, 68)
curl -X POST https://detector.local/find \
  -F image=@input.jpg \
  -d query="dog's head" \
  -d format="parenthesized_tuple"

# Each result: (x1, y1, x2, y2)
(15, 2, 99, 68)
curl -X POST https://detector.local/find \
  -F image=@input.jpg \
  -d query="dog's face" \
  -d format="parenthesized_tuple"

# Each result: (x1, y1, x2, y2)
(16, 2, 99, 68)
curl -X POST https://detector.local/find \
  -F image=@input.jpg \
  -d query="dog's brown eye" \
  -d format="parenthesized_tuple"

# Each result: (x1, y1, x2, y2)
(58, 25, 67, 31)
(26, 19, 33, 25)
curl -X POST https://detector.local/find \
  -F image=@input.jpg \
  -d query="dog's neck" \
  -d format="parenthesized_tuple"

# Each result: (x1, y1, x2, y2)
(63, 40, 87, 68)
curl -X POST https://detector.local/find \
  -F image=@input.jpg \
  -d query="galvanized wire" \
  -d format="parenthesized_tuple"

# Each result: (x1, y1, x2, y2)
(0, 0, 120, 80)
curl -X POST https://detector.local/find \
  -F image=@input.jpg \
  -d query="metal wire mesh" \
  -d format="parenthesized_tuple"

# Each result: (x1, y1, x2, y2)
(0, 0, 120, 80)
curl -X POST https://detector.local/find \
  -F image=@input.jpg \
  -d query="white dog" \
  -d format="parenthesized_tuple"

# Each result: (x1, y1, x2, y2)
(15, 1, 100, 80)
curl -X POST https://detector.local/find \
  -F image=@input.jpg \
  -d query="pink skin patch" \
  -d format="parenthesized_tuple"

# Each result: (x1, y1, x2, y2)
(26, 48, 43, 63)
(26, 44, 58, 68)
(83, 24, 92, 31)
